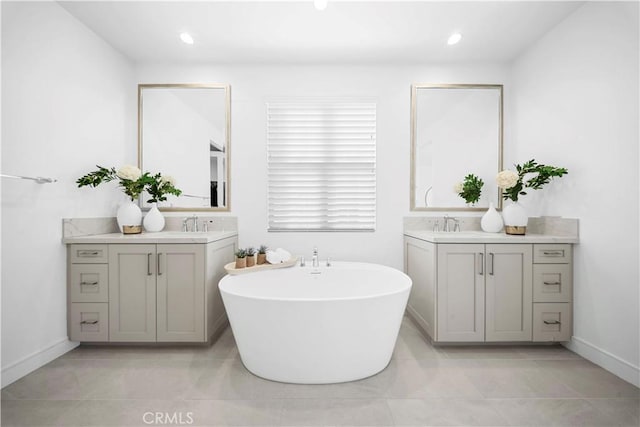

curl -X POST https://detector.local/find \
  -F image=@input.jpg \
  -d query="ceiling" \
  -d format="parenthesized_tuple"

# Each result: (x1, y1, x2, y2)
(59, 1, 583, 64)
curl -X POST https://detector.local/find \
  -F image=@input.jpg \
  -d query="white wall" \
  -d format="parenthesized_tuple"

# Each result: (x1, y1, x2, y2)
(1, 1, 136, 386)
(137, 64, 510, 266)
(510, 2, 639, 385)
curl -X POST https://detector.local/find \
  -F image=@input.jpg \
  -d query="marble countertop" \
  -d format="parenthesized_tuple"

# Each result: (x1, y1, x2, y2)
(404, 230, 579, 244)
(63, 230, 238, 244)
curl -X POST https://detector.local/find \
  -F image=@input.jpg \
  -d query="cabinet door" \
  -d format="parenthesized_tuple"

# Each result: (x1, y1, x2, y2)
(437, 244, 485, 342)
(109, 244, 157, 342)
(156, 244, 205, 342)
(205, 237, 237, 341)
(404, 237, 436, 339)
(485, 244, 533, 341)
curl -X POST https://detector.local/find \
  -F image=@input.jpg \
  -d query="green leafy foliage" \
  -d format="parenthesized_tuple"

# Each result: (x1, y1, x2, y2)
(245, 247, 256, 256)
(145, 173, 182, 203)
(258, 245, 268, 254)
(77, 166, 182, 202)
(503, 159, 568, 202)
(458, 174, 484, 204)
(235, 249, 247, 258)
(76, 166, 117, 188)
(76, 165, 145, 200)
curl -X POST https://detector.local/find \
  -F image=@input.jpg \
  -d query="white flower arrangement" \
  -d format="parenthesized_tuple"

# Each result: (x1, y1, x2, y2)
(77, 165, 181, 202)
(453, 182, 464, 194)
(160, 175, 175, 186)
(497, 160, 568, 202)
(116, 165, 142, 181)
(496, 170, 519, 189)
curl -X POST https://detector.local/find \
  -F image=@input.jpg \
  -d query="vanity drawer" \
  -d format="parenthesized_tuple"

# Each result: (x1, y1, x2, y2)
(70, 264, 108, 303)
(533, 244, 571, 264)
(70, 245, 108, 264)
(70, 303, 109, 342)
(533, 303, 572, 342)
(533, 264, 572, 303)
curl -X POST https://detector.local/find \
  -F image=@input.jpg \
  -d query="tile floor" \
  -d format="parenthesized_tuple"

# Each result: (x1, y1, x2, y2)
(2, 317, 638, 426)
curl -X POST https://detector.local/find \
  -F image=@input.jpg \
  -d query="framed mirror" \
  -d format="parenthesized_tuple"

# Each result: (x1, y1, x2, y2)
(138, 83, 231, 211)
(410, 83, 503, 211)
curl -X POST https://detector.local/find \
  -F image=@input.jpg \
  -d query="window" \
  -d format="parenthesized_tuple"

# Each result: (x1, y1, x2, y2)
(267, 101, 376, 231)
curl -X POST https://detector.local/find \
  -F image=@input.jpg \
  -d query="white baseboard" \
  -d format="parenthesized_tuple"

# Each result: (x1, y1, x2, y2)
(1, 338, 79, 388)
(564, 336, 640, 388)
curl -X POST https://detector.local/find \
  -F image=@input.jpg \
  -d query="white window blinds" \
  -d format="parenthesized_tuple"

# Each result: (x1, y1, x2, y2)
(267, 101, 376, 231)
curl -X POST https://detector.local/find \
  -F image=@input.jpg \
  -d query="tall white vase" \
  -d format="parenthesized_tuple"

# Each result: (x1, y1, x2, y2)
(116, 200, 142, 234)
(502, 201, 528, 235)
(143, 202, 165, 232)
(481, 202, 503, 233)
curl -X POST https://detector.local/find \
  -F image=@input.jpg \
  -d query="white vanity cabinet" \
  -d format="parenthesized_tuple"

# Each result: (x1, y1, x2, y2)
(404, 233, 573, 344)
(67, 235, 237, 343)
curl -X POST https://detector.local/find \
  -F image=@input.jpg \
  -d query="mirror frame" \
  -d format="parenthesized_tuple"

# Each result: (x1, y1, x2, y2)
(138, 83, 231, 212)
(410, 83, 503, 212)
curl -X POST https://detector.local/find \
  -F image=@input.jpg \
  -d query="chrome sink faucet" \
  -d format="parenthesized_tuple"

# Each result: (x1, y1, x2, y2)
(442, 215, 460, 232)
(312, 247, 319, 268)
(182, 214, 199, 232)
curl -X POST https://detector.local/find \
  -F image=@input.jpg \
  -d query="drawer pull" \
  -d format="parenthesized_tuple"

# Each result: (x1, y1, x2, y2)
(478, 253, 484, 275)
(543, 281, 561, 286)
(543, 320, 561, 325)
(542, 251, 563, 256)
(80, 320, 99, 325)
(147, 253, 153, 276)
(78, 251, 100, 257)
(80, 281, 99, 286)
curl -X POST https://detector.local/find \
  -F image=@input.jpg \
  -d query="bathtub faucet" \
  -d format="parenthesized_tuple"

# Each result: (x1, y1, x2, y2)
(312, 247, 319, 268)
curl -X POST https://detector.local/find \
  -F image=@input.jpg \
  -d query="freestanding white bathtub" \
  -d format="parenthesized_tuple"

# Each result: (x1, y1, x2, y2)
(219, 262, 411, 384)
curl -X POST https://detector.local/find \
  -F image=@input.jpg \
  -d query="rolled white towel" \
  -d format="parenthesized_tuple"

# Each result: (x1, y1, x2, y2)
(266, 250, 283, 264)
(275, 248, 292, 262)
(265, 248, 292, 264)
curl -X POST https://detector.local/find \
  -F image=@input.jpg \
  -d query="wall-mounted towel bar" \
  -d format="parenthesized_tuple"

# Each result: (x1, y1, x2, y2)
(1, 173, 57, 184)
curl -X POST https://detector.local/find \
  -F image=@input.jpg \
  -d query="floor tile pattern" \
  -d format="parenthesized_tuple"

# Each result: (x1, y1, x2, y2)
(2, 317, 638, 426)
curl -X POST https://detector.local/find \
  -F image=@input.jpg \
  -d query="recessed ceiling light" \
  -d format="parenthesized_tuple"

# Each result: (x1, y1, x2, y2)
(447, 32, 462, 45)
(314, 0, 328, 11)
(180, 32, 194, 45)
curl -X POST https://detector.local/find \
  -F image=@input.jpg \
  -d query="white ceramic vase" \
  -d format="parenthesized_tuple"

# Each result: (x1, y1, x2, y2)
(502, 201, 528, 235)
(116, 200, 142, 233)
(481, 202, 503, 233)
(143, 202, 165, 232)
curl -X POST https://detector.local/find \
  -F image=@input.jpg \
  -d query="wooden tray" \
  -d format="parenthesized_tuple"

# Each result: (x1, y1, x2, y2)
(224, 257, 298, 275)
